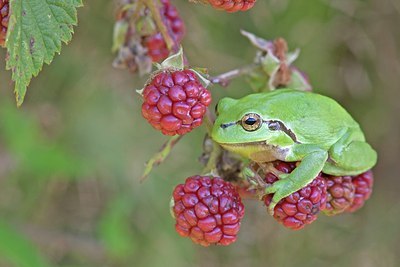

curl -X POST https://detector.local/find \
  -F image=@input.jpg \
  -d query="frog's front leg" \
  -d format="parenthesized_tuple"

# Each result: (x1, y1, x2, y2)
(265, 145, 328, 215)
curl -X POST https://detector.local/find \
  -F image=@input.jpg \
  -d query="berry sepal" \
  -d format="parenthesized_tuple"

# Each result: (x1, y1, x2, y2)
(137, 47, 211, 96)
(241, 30, 312, 92)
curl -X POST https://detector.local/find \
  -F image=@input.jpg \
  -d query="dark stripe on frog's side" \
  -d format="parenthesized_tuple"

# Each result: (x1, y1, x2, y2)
(266, 120, 299, 143)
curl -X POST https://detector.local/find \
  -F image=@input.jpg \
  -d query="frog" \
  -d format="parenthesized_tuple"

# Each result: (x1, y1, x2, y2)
(211, 88, 377, 214)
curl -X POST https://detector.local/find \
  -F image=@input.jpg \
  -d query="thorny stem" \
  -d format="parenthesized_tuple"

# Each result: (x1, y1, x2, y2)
(203, 108, 215, 135)
(203, 140, 222, 176)
(208, 63, 260, 87)
(141, 0, 175, 50)
(202, 109, 222, 175)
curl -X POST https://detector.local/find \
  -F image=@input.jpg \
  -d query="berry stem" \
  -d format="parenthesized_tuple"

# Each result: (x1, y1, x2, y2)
(202, 140, 221, 175)
(140, 135, 183, 182)
(209, 63, 259, 87)
(202, 109, 222, 175)
(141, 0, 175, 50)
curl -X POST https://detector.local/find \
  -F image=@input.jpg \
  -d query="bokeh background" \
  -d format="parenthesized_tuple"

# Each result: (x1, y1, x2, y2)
(1, 0, 400, 266)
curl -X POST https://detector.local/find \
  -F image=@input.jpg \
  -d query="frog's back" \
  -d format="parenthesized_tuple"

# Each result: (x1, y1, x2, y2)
(249, 89, 361, 146)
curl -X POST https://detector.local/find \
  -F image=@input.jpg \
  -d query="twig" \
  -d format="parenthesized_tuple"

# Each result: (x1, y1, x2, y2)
(208, 63, 259, 87)
(202, 109, 222, 175)
(141, 0, 175, 50)
(140, 135, 183, 182)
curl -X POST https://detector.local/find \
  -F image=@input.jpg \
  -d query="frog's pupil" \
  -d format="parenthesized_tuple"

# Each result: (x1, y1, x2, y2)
(245, 118, 257, 125)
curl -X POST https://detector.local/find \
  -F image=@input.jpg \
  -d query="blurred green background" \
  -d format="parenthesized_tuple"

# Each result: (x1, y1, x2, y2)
(1, 0, 400, 266)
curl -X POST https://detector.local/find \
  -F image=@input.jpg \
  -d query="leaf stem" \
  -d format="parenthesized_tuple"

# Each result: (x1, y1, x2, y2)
(202, 109, 222, 175)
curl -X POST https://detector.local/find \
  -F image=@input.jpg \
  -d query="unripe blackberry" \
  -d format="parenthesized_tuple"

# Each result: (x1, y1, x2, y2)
(171, 176, 245, 246)
(0, 0, 9, 48)
(208, 0, 256, 12)
(263, 161, 327, 230)
(144, 0, 185, 62)
(141, 69, 212, 135)
(346, 170, 374, 213)
(323, 175, 355, 216)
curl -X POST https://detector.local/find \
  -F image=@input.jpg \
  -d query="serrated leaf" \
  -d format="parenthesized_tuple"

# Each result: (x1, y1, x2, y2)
(5, 0, 82, 106)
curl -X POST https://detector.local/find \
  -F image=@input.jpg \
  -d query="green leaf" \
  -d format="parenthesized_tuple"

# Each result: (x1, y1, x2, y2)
(5, 0, 83, 106)
(0, 220, 51, 267)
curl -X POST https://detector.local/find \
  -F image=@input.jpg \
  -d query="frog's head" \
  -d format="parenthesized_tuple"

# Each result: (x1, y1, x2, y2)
(211, 95, 296, 149)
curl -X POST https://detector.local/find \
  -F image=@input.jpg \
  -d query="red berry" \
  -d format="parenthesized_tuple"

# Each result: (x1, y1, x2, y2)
(322, 175, 355, 216)
(143, 0, 185, 62)
(208, 0, 256, 13)
(171, 176, 245, 246)
(0, 0, 9, 48)
(141, 69, 211, 135)
(263, 161, 327, 230)
(346, 170, 374, 213)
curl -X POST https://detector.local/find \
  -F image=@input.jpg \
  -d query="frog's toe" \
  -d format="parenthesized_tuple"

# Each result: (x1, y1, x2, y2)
(265, 179, 294, 215)
(267, 201, 276, 216)
(265, 183, 277, 194)
(278, 173, 290, 180)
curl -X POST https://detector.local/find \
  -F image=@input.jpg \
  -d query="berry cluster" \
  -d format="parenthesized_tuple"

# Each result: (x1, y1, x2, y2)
(208, 0, 257, 13)
(124, 0, 375, 247)
(324, 175, 355, 216)
(141, 69, 212, 135)
(113, 0, 185, 73)
(171, 176, 245, 246)
(143, 0, 185, 62)
(0, 0, 9, 48)
(260, 161, 374, 230)
(170, 165, 374, 246)
(263, 162, 327, 230)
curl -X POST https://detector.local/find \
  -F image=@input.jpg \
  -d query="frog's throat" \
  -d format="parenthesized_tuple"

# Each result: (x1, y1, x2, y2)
(218, 141, 289, 163)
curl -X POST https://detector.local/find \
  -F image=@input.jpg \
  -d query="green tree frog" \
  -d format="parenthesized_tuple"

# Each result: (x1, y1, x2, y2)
(211, 89, 377, 213)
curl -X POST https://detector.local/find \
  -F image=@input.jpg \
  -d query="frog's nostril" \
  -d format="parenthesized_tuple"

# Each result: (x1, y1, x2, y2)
(220, 122, 235, 129)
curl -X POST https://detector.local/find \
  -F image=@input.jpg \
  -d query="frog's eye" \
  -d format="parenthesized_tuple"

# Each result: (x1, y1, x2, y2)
(241, 113, 262, 131)
(267, 121, 281, 131)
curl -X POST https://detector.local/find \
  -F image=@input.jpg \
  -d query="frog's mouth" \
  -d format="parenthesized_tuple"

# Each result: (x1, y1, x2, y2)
(218, 141, 267, 149)
(218, 141, 288, 163)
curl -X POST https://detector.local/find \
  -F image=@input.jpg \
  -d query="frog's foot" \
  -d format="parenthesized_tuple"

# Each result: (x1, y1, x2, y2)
(243, 165, 267, 192)
(265, 178, 296, 215)
(258, 162, 288, 178)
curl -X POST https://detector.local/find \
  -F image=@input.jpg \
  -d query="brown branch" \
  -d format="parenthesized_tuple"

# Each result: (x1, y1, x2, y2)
(141, 0, 175, 50)
(208, 63, 259, 87)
